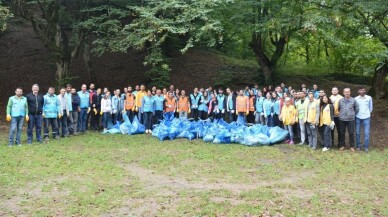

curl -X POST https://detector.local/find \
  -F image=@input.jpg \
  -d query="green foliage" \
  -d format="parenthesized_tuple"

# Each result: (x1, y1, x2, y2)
(0, 3, 12, 32)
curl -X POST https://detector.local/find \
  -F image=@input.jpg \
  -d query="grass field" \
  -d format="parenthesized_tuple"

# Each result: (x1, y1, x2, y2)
(0, 132, 387, 216)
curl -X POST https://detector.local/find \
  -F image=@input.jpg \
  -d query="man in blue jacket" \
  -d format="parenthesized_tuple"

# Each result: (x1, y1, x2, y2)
(6, 87, 28, 147)
(77, 84, 90, 133)
(43, 87, 62, 140)
(26, 84, 44, 144)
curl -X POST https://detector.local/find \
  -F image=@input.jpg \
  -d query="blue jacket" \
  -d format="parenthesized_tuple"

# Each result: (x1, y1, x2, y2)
(77, 91, 90, 109)
(216, 94, 226, 111)
(198, 95, 209, 112)
(111, 95, 122, 113)
(142, 96, 155, 113)
(190, 93, 201, 109)
(153, 95, 165, 111)
(273, 99, 280, 115)
(255, 96, 265, 113)
(43, 94, 61, 118)
(263, 99, 273, 116)
(65, 92, 73, 112)
(6, 96, 28, 117)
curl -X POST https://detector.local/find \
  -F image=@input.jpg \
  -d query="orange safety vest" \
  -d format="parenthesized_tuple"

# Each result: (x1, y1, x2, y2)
(178, 96, 190, 112)
(236, 95, 249, 113)
(165, 97, 176, 112)
(125, 94, 135, 110)
(249, 96, 255, 111)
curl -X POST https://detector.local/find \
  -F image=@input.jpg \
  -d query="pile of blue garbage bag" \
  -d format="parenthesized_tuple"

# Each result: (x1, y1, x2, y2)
(103, 112, 288, 146)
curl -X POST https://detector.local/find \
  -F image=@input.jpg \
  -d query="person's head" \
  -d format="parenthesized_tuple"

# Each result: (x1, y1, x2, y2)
(15, 87, 23, 97)
(218, 88, 224, 95)
(266, 92, 271, 99)
(199, 87, 204, 92)
(210, 93, 216, 99)
(284, 97, 291, 106)
(181, 90, 186, 96)
(203, 90, 208, 98)
(81, 84, 87, 92)
(168, 91, 174, 98)
(301, 91, 306, 99)
(332, 87, 339, 95)
(123, 87, 128, 93)
(175, 89, 180, 94)
(239, 90, 244, 96)
(283, 92, 289, 98)
(147, 90, 152, 96)
(60, 88, 66, 95)
(208, 86, 213, 91)
(156, 89, 161, 96)
(66, 84, 72, 93)
(97, 88, 102, 94)
(135, 85, 140, 91)
(263, 87, 267, 92)
(226, 88, 231, 95)
(281, 83, 285, 87)
(48, 87, 55, 95)
(302, 87, 307, 93)
(308, 92, 314, 101)
(258, 90, 263, 97)
(162, 88, 167, 94)
(319, 90, 325, 97)
(152, 86, 157, 92)
(271, 91, 277, 99)
(254, 83, 259, 89)
(343, 88, 351, 98)
(249, 89, 254, 96)
(321, 95, 331, 105)
(244, 86, 249, 90)
(71, 88, 77, 94)
(268, 85, 273, 90)
(140, 84, 145, 91)
(115, 89, 120, 96)
(32, 84, 39, 94)
(105, 91, 111, 98)
(313, 84, 318, 90)
(127, 86, 132, 92)
(194, 87, 198, 94)
(103, 87, 108, 93)
(89, 83, 95, 90)
(301, 84, 306, 88)
(169, 85, 174, 91)
(358, 86, 366, 96)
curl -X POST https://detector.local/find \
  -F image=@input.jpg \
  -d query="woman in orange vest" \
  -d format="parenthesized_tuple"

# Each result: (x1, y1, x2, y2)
(235, 90, 249, 123)
(165, 92, 177, 113)
(248, 90, 256, 124)
(178, 90, 190, 119)
(319, 95, 334, 151)
(123, 90, 136, 122)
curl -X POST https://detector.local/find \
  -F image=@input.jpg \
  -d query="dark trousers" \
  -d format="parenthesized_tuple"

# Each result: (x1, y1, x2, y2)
(273, 114, 280, 127)
(154, 110, 163, 124)
(143, 112, 153, 130)
(67, 111, 74, 134)
(191, 108, 199, 120)
(27, 114, 42, 143)
(58, 110, 68, 136)
(126, 110, 134, 122)
(216, 112, 225, 120)
(331, 117, 341, 147)
(247, 111, 255, 124)
(322, 125, 332, 148)
(266, 115, 273, 127)
(199, 110, 208, 120)
(44, 118, 59, 139)
(339, 120, 355, 148)
(228, 111, 236, 123)
(112, 113, 120, 125)
(78, 108, 88, 132)
(90, 110, 100, 130)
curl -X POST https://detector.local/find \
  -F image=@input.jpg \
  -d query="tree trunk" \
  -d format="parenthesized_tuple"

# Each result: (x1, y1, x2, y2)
(56, 59, 71, 87)
(371, 61, 388, 99)
(83, 38, 96, 83)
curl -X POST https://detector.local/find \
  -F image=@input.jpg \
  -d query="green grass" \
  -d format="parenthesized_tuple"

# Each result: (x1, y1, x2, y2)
(0, 132, 387, 216)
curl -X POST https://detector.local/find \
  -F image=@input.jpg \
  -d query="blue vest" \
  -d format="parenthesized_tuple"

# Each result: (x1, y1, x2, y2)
(65, 92, 73, 112)
(142, 96, 155, 113)
(153, 95, 165, 111)
(198, 96, 209, 112)
(263, 99, 273, 116)
(255, 96, 265, 113)
(43, 94, 61, 118)
(273, 99, 280, 115)
(216, 94, 225, 110)
(228, 95, 234, 110)
(77, 91, 90, 109)
(8, 96, 27, 117)
(190, 93, 201, 109)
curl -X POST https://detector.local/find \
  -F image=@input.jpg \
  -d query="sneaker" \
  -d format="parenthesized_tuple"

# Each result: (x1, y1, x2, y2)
(340, 146, 345, 151)
(298, 142, 304, 145)
(285, 140, 290, 144)
(289, 141, 294, 145)
(44, 137, 49, 141)
(365, 148, 369, 153)
(149, 130, 152, 134)
(322, 147, 329, 152)
(350, 147, 355, 152)
(145, 129, 148, 134)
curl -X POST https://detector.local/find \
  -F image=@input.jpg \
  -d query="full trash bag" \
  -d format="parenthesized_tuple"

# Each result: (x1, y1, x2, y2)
(268, 126, 289, 144)
(129, 116, 145, 135)
(213, 130, 231, 144)
(177, 130, 195, 140)
(120, 113, 132, 134)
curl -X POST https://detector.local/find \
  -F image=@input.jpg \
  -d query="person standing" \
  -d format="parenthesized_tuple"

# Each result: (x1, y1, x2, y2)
(153, 89, 165, 124)
(305, 92, 320, 150)
(254, 90, 265, 125)
(135, 85, 146, 124)
(90, 88, 102, 131)
(57, 88, 70, 137)
(70, 88, 80, 134)
(26, 84, 44, 144)
(295, 91, 308, 145)
(263, 92, 273, 127)
(77, 84, 90, 133)
(247, 90, 256, 124)
(338, 88, 359, 151)
(198, 91, 210, 120)
(319, 95, 335, 152)
(208, 93, 218, 119)
(226, 88, 236, 122)
(279, 97, 297, 144)
(235, 90, 249, 123)
(329, 87, 343, 147)
(189, 88, 201, 120)
(178, 90, 191, 119)
(101, 91, 113, 131)
(43, 87, 62, 140)
(165, 91, 177, 115)
(111, 89, 122, 124)
(271, 92, 281, 127)
(124, 90, 136, 122)
(355, 86, 373, 152)
(86, 83, 96, 130)
(142, 90, 156, 133)
(6, 87, 28, 147)
(65, 84, 74, 135)
(216, 88, 227, 120)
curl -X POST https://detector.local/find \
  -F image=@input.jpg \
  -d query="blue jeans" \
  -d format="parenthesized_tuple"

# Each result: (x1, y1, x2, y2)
(78, 108, 88, 132)
(102, 112, 112, 129)
(143, 112, 153, 130)
(44, 118, 59, 138)
(356, 117, 370, 149)
(154, 110, 163, 124)
(9, 116, 24, 146)
(27, 114, 42, 143)
(266, 115, 273, 127)
(284, 125, 294, 141)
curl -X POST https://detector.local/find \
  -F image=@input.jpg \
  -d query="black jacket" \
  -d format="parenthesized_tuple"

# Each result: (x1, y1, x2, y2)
(90, 94, 102, 109)
(71, 93, 81, 111)
(26, 93, 44, 114)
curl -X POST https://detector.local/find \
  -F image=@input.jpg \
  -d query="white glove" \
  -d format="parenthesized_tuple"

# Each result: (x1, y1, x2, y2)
(260, 112, 264, 116)
(271, 113, 274, 117)
(121, 110, 126, 114)
(330, 121, 335, 130)
(221, 109, 225, 114)
(231, 110, 234, 113)
(216, 109, 220, 113)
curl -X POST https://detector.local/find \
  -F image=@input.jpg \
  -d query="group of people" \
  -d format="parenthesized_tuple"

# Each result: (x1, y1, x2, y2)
(6, 82, 373, 152)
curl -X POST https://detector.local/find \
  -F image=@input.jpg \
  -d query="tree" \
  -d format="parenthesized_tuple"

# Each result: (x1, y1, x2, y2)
(0, 2, 12, 32)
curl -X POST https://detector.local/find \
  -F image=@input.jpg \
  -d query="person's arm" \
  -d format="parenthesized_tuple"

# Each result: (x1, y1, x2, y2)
(6, 97, 12, 115)
(315, 102, 320, 124)
(354, 99, 359, 115)
(25, 98, 29, 115)
(141, 97, 145, 112)
(101, 99, 106, 113)
(330, 104, 334, 122)
(369, 96, 373, 113)
(57, 98, 62, 116)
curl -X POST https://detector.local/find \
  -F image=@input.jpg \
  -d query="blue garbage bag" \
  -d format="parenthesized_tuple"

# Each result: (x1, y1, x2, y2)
(203, 134, 214, 142)
(129, 116, 145, 135)
(120, 114, 132, 134)
(177, 130, 195, 140)
(268, 126, 288, 144)
(237, 115, 246, 126)
(163, 112, 175, 122)
(257, 133, 270, 145)
(241, 134, 261, 146)
(213, 130, 231, 144)
(102, 128, 121, 134)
